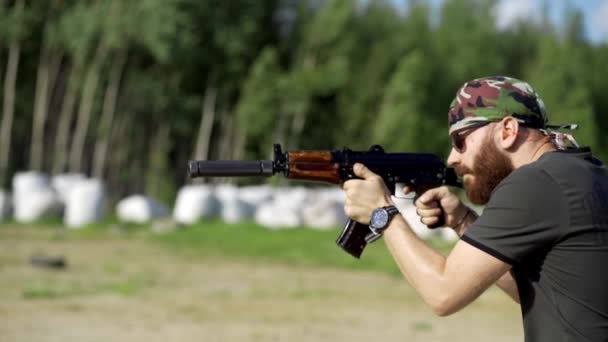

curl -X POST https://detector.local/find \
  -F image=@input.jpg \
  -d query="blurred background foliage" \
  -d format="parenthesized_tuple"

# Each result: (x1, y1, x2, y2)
(0, 0, 606, 206)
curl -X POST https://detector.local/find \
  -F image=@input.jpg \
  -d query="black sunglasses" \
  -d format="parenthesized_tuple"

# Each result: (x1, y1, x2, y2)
(450, 122, 492, 153)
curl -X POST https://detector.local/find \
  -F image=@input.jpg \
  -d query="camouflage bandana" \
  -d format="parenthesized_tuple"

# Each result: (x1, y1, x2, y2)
(447, 76, 579, 149)
(448, 76, 549, 134)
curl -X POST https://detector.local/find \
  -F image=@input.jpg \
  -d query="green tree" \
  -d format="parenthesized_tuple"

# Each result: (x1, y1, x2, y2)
(234, 47, 283, 159)
(51, 0, 100, 174)
(92, 0, 184, 180)
(283, 0, 357, 149)
(28, 0, 65, 172)
(373, 50, 441, 153)
(435, 0, 504, 84)
(526, 36, 597, 152)
(182, 0, 279, 161)
(336, 0, 406, 148)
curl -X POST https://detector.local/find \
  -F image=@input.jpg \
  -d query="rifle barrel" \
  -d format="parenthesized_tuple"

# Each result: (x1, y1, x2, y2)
(188, 160, 274, 178)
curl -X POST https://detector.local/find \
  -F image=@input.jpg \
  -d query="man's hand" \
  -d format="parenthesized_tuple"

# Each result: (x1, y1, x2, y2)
(410, 186, 472, 235)
(342, 163, 394, 224)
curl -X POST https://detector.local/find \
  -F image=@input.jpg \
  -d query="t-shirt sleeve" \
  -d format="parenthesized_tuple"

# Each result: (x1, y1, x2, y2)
(461, 166, 567, 265)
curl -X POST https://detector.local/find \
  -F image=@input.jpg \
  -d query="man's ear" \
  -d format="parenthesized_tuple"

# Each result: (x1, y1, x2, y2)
(498, 117, 519, 149)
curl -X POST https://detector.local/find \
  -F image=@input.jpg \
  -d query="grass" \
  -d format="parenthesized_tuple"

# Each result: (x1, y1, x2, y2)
(0, 220, 455, 278)
(155, 220, 455, 276)
(21, 277, 154, 299)
(158, 221, 400, 274)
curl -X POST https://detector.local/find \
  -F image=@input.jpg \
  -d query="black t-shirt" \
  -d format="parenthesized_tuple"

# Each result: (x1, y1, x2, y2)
(461, 148, 608, 342)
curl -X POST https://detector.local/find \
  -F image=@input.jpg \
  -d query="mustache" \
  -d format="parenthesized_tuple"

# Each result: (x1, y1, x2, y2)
(454, 165, 472, 177)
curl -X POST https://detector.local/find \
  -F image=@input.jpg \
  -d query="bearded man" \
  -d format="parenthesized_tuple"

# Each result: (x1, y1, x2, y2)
(342, 76, 608, 341)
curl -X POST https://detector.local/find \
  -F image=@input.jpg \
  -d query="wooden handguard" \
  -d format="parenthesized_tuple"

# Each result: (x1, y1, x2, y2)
(286, 151, 341, 184)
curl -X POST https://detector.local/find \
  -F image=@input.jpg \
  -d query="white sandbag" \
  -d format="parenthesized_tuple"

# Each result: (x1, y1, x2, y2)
(13, 171, 62, 223)
(301, 199, 347, 230)
(51, 173, 86, 203)
(173, 185, 220, 225)
(221, 196, 255, 223)
(0, 190, 12, 220)
(116, 195, 169, 224)
(315, 187, 346, 203)
(214, 184, 240, 202)
(214, 184, 255, 223)
(254, 202, 302, 229)
(238, 185, 275, 207)
(272, 186, 310, 210)
(64, 179, 106, 228)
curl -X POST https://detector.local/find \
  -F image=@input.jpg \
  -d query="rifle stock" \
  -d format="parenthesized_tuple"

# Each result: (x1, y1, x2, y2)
(188, 144, 462, 258)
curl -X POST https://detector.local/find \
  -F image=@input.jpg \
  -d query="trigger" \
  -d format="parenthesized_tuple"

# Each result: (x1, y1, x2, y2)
(395, 182, 415, 200)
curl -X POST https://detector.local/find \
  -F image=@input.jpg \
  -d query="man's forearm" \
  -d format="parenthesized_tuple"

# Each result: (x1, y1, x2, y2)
(382, 214, 510, 316)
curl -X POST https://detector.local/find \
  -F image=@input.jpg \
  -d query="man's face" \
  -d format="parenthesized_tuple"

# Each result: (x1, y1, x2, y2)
(449, 125, 514, 205)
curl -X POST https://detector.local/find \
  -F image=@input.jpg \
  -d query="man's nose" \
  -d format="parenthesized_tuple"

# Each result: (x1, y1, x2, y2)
(447, 148, 461, 167)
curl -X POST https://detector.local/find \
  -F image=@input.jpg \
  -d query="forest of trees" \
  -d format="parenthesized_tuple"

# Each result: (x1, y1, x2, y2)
(1, 0, 607, 206)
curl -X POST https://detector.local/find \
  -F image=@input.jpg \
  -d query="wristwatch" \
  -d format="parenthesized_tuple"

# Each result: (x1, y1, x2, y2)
(365, 205, 400, 243)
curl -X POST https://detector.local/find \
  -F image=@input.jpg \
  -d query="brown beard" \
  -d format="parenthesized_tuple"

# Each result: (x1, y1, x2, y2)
(455, 133, 514, 205)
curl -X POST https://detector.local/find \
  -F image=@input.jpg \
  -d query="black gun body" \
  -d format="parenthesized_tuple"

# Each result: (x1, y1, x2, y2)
(333, 149, 457, 191)
(330, 147, 461, 258)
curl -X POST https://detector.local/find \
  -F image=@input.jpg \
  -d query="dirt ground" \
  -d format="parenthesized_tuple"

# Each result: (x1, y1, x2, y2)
(0, 227, 523, 342)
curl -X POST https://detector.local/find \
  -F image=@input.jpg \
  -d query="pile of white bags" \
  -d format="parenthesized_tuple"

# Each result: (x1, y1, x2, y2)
(301, 188, 347, 230)
(116, 195, 169, 224)
(253, 187, 310, 229)
(51, 173, 86, 203)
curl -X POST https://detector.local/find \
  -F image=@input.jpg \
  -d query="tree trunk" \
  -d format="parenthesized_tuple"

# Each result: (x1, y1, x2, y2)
(287, 54, 316, 150)
(42, 48, 64, 172)
(106, 113, 130, 203)
(68, 42, 107, 173)
(289, 110, 307, 149)
(218, 110, 234, 159)
(92, 50, 127, 179)
(145, 122, 172, 203)
(0, 0, 25, 186)
(215, 110, 236, 184)
(193, 76, 217, 160)
(29, 39, 52, 171)
(52, 63, 81, 175)
(232, 126, 246, 161)
(30, 2, 63, 172)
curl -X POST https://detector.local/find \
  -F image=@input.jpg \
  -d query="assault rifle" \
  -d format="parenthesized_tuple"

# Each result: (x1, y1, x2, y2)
(188, 144, 462, 258)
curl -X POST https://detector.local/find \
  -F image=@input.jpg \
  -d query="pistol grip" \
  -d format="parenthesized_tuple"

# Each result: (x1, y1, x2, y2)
(336, 219, 369, 259)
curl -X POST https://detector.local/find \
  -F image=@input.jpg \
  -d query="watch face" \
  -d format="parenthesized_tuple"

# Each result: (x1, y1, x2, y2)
(371, 208, 389, 229)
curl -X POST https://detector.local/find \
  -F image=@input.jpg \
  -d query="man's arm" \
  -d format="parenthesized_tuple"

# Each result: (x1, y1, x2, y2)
(382, 214, 512, 315)
(343, 163, 515, 315)
(415, 188, 520, 303)
(496, 270, 520, 303)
